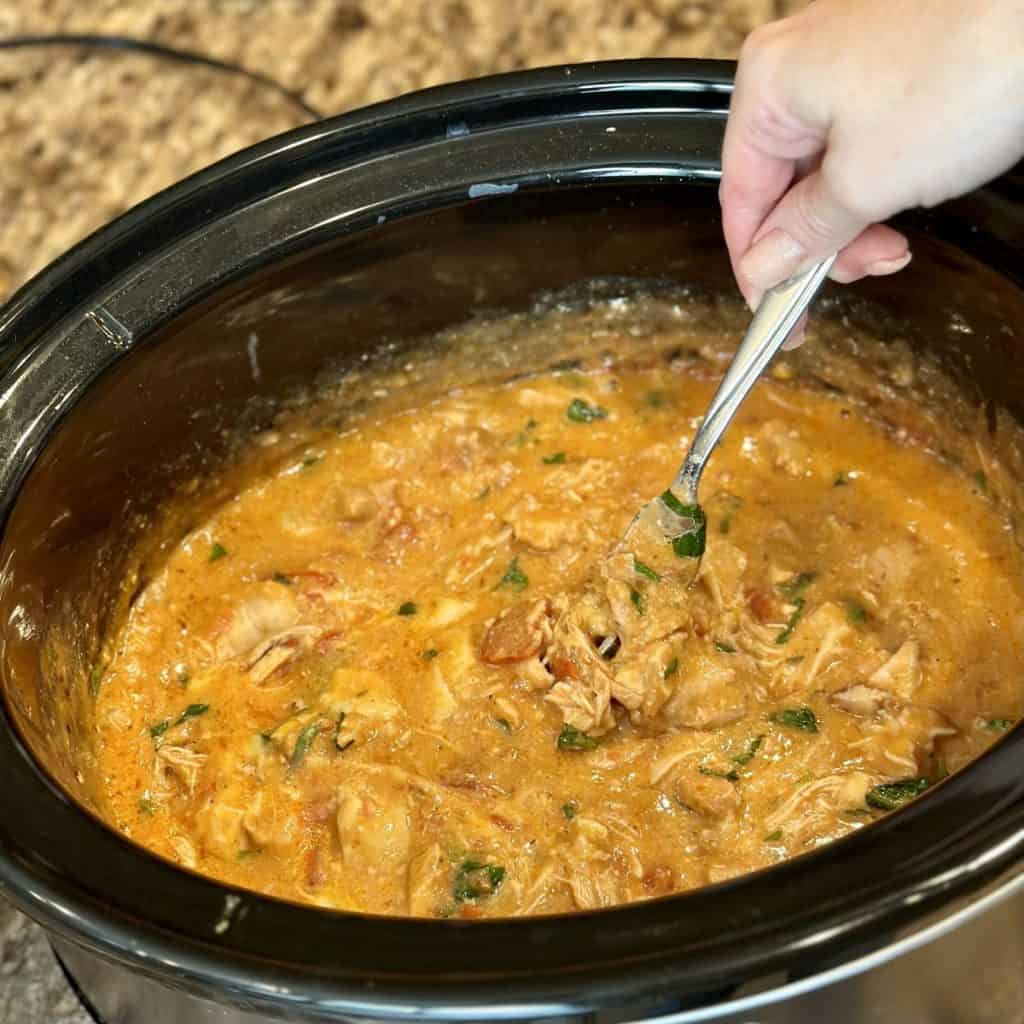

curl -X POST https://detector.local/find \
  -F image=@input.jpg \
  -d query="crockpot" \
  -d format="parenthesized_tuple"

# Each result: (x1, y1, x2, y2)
(2, 60, 1024, 1024)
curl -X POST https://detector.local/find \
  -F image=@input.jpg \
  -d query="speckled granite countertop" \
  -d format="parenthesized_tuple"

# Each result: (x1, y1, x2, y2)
(0, 2, 804, 1019)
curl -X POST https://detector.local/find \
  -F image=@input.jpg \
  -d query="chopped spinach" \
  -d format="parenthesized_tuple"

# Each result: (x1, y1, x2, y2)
(834, 471, 849, 487)
(770, 707, 818, 733)
(208, 542, 228, 562)
(138, 797, 156, 816)
(763, 830, 783, 842)
(775, 598, 806, 643)
(657, 491, 707, 558)
(272, 572, 292, 586)
(291, 720, 322, 767)
(846, 600, 868, 624)
(497, 557, 529, 590)
(422, 648, 440, 661)
(566, 398, 608, 423)
(644, 390, 668, 408)
(866, 778, 930, 811)
(476, 486, 491, 501)
(629, 587, 646, 616)
(633, 558, 661, 582)
(150, 703, 210, 740)
(561, 802, 577, 820)
(985, 717, 1016, 732)
(452, 860, 506, 903)
(714, 639, 736, 654)
(301, 453, 321, 468)
(397, 601, 418, 616)
(88, 666, 104, 698)
(493, 717, 513, 735)
(777, 572, 816, 601)
(973, 469, 989, 493)
(663, 657, 679, 680)
(238, 848, 263, 860)
(733, 734, 764, 766)
(699, 765, 739, 782)
(558, 724, 598, 752)
(542, 451, 567, 464)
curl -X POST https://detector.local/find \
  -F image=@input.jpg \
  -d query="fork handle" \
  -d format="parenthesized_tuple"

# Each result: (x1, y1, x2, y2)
(672, 255, 837, 502)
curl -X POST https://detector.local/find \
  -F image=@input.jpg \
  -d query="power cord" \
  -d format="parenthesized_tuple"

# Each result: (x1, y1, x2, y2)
(0, 33, 323, 121)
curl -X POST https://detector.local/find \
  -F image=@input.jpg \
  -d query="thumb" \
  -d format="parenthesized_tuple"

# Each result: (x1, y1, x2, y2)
(737, 167, 866, 303)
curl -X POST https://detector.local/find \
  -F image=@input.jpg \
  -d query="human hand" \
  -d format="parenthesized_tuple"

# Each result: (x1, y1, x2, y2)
(720, 0, 1024, 327)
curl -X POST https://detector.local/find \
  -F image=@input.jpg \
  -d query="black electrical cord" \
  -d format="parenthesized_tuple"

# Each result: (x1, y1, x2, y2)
(0, 33, 323, 121)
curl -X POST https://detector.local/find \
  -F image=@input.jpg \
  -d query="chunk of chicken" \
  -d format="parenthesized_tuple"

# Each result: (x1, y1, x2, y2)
(673, 770, 740, 819)
(480, 599, 553, 665)
(764, 771, 876, 842)
(662, 651, 748, 730)
(156, 744, 207, 795)
(505, 500, 582, 551)
(214, 583, 301, 662)
(868, 640, 921, 701)
(407, 843, 449, 916)
(849, 706, 956, 775)
(197, 798, 245, 859)
(320, 668, 404, 748)
(336, 774, 412, 913)
(567, 817, 622, 910)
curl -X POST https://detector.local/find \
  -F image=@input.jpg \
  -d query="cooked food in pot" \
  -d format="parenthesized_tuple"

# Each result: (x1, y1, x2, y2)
(92, 290, 1024, 917)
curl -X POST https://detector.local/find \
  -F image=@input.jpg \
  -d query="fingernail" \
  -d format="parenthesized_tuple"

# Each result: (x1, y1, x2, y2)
(865, 251, 912, 277)
(739, 229, 808, 294)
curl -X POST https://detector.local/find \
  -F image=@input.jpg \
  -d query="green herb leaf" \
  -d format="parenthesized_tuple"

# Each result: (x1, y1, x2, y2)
(452, 860, 506, 903)
(775, 597, 806, 643)
(208, 542, 228, 562)
(985, 717, 1016, 732)
(714, 639, 736, 654)
(866, 777, 930, 811)
(633, 558, 661, 582)
(302, 454, 321, 468)
(497, 557, 529, 591)
(846, 600, 868, 624)
(659, 492, 707, 558)
(699, 765, 740, 782)
(663, 657, 679, 680)
(770, 707, 818, 733)
(513, 419, 539, 447)
(422, 648, 440, 661)
(272, 572, 292, 586)
(238, 848, 263, 860)
(566, 398, 608, 424)
(644, 390, 668, 408)
(558, 724, 598, 752)
(561, 802, 576, 820)
(542, 452, 567, 464)
(777, 572, 816, 600)
(763, 830, 783, 842)
(493, 717, 513, 735)
(397, 601, 417, 616)
(629, 587, 645, 616)
(733, 734, 764, 766)
(150, 703, 209, 740)
(834, 471, 849, 487)
(291, 720, 321, 768)
(476, 486, 491, 500)
(88, 667, 104, 698)
(138, 797, 156, 816)
(973, 469, 989, 492)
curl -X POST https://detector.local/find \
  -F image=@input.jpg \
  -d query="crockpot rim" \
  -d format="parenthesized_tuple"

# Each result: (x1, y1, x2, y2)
(2, 58, 1024, 1018)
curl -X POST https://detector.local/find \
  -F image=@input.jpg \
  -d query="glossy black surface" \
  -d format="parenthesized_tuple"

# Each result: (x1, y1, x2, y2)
(0, 60, 1023, 1020)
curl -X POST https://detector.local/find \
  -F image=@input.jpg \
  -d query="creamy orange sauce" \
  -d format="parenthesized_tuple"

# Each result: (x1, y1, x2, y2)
(93, 293, 1024, 916)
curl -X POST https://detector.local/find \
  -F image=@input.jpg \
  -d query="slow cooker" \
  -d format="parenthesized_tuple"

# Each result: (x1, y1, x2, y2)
(1, 60, 1024, 1024)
